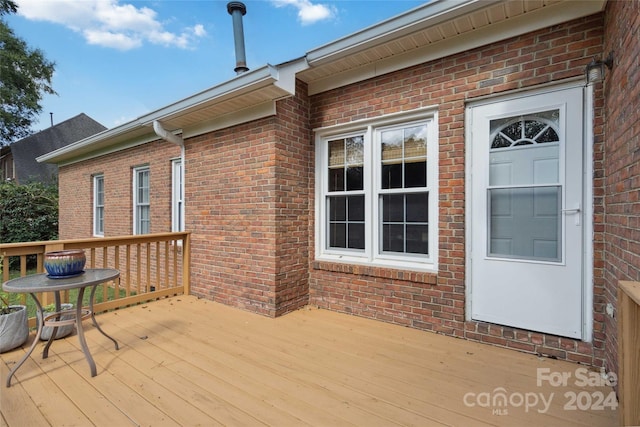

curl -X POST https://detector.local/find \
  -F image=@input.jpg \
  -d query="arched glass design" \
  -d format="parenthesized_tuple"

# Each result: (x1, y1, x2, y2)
(490, 110, 559, 149)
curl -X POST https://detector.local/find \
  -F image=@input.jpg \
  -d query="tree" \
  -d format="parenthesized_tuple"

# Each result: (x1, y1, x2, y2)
(0, 0, 56, 146)
(0, 179, 58, 244)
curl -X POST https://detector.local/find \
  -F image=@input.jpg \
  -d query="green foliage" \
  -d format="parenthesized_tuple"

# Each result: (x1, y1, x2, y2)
(0, 180, 58, 244)
(0, 0, 17, 15)
(0, 0, 56, 145)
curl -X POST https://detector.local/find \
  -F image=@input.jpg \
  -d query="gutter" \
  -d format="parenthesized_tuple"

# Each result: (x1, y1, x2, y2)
(153, 120, 185, 232)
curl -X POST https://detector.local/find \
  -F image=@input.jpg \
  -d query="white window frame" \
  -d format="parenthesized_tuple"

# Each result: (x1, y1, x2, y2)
(315, 108, 439, 272)
(93, 174, 104, 237)
(133, 166, 150, 235)
(171, 158, 183, 232)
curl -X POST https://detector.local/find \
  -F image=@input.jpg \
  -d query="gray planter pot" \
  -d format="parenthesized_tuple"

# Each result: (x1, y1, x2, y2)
(0, 305, 29, 353)
(38, 303, 75, 341)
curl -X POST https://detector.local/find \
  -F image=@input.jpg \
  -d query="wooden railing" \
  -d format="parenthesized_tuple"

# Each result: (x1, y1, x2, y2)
(618, 281, 640, 426)
(1, 232, 190, 326)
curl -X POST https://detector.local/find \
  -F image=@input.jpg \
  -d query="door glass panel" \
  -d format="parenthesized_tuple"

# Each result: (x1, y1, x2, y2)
(488, 187, 561, 261)
(488, 109, 562, 262)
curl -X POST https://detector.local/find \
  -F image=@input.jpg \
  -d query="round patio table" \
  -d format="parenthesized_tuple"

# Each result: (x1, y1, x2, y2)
(2, 268, 120, 387)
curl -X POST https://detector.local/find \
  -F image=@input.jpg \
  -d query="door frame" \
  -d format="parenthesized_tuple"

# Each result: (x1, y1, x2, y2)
(464, 80, 594, 342)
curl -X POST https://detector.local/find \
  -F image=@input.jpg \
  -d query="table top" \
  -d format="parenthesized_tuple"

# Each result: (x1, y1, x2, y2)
(2, 268, 120, 293)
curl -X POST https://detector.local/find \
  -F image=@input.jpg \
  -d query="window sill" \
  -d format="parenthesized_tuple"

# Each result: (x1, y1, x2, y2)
(312, 259, 437, 284)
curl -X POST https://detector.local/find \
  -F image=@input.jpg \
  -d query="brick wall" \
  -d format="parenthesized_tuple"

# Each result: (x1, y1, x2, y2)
(58, 140, 180, 239)
(186, 118, 280, 315)
(273, 79, 312, 315)
(602, 0, 640, 377)
(186, 82, 311, 316)
(309, 14, 607, 365)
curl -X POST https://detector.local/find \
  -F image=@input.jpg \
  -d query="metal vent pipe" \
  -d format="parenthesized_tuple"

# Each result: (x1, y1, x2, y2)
(227, 1, 249, 74)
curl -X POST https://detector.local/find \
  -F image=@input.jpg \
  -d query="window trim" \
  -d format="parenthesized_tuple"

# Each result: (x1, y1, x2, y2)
(314, 108, 439, 272)
(93, 174, 104, 237)
(133, 166, 150, 235)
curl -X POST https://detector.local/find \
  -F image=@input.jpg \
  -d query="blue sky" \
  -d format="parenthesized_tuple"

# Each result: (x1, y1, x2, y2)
(7, 0, 427, 133)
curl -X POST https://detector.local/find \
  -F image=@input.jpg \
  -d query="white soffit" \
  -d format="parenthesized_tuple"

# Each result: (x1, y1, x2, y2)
(38, 64, 296, 165)
(301, 0, 607, 95)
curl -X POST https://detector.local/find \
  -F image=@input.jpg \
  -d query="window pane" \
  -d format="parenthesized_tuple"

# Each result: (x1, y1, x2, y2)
(329, 196, 346, 221)
(406, 224, 428, 254)
(346, 166, 363, 190)
(137, 170, 150, 204)
(404, 125, 427, 158)
(348, 196, 364, 221)
(405, 161, 426, 188)
(406, 193, 428, 222)
(381, 129, 403, 161)
(329, 168, 344, 192)
(346, 136, 363, 164)
(138, 206, 150, 234)
(96, 177, 104, 205)
(502, 121, 521, 141)
(381, 163, 402, 189)
(348, 223, 365, 249)
(328, 139, 344, 166)
(488, 186, 560, 261)
(382, 224, 404, 252)
(330, 223, 346, 248)
(96, 207, 104, 234)
(382, 194, 404, 222)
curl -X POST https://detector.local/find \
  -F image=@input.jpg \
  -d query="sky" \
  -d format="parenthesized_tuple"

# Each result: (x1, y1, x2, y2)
(7, 0, 427, 134)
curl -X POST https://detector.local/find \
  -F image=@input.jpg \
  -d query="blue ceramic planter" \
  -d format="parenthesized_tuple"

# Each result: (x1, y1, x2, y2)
(44, 250, 86, 278)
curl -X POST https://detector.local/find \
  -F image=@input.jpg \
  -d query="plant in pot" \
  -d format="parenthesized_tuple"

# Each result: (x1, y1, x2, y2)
(38, 302, 75, 340)
(0, 295, 29, 353)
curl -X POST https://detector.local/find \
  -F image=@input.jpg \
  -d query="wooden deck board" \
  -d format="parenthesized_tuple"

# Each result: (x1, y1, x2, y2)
(1, 296, 618, 426)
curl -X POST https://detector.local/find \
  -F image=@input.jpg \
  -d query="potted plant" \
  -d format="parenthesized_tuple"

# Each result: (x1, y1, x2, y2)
(38, 303, 75, 340)
(0, 295, 29, 353)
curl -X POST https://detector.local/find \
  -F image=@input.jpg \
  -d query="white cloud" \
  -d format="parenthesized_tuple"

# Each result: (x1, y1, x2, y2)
(271, 0, 336, 25)
(14, 0, 207, 51)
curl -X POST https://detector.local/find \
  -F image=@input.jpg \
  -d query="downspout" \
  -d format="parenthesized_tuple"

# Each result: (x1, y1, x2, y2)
(153, 120, 185, 232)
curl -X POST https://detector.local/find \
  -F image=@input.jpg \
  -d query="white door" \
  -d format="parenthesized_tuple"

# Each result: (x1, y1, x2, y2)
(469, 86, 585, 339)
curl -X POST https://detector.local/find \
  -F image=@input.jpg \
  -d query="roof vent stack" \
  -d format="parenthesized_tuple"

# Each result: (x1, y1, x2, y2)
(227, 1, 249, 75)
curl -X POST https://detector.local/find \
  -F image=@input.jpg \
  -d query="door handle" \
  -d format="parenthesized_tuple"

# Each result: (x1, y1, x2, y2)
(562, 204, 581, 225)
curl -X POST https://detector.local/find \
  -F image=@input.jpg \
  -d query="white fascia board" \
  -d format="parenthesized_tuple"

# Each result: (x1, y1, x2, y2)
(36, 120, 150, 164)
(306, 0, 500, 66)
(308, 0, 607, 95)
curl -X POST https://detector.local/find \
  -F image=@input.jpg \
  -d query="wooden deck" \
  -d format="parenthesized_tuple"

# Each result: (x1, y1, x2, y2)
(1, 296, 617, 426)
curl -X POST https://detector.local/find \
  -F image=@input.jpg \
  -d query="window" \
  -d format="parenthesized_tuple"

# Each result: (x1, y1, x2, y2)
(316, 111, 438, 270)
(93, 175, 104, 236)
(171, 159, 183, 232)
(133, 166, 150, 234)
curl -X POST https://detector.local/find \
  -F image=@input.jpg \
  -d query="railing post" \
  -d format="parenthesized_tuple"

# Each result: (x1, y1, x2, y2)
(183, 233, 191, 295)
(618, 281, 640, 426)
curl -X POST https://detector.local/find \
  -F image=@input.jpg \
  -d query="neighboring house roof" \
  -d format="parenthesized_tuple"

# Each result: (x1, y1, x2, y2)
(12, 113, 106, 183)
(38, 0, 606, 166)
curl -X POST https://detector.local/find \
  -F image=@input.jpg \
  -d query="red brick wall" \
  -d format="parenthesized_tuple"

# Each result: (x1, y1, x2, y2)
(186, 118, 280, 315)
(273, 79, 312, 315)
(309, 15, 607, 365)
(602, 0, 640, 377)
(186, 82, 311, 316)
(58, 140, 180, 239)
